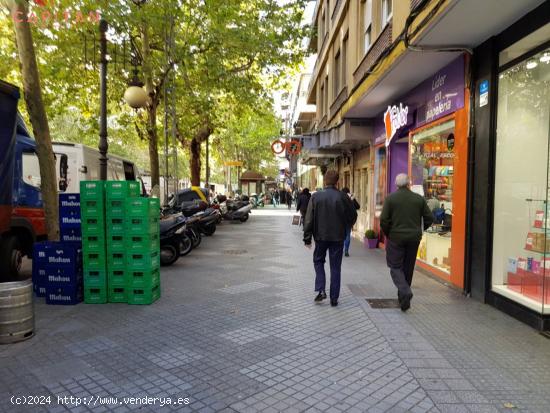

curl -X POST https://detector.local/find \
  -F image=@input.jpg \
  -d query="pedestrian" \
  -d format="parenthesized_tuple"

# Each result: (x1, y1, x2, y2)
(279, 188, 285, 205)
(286, 189, 292, 210)
(380, 173, 433, 312)
(273, 189, 279, 207)
(341, 187, 360, 257)
(296, 188, 311, 226)
(303, 170, 357, 306)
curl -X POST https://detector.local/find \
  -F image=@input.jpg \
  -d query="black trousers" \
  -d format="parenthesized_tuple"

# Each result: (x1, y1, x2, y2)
(385, 238, 420, 299)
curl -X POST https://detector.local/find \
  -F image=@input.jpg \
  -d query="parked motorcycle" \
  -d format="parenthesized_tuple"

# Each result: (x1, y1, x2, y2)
(193, 208, 221, 236)
(159, 213, 192, 266)
(250, 193, 265, 208)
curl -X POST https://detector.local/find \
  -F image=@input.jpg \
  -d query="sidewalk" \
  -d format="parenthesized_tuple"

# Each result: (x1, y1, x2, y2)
(1, 209, 550, 412)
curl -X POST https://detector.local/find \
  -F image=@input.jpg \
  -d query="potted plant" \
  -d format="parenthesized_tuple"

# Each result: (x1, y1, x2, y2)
(364, 230, 378, 249)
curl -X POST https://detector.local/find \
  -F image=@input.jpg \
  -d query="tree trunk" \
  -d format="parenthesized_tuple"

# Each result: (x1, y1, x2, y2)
(190, 138, 201, 186)
(147, 105, 160, 191)
(141, 21, 160, 190)
(10, 0, 58, 240)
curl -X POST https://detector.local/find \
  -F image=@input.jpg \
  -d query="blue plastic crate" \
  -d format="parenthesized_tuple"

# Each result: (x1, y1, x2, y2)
(32, 265, 46, 297)
(59, 214, 81, 229)
(59, 193, 80, 208)
(43, 266, 82, 287)
(60, 227, 82, 243)
(33, 242, 81, 268)
(45, 284, 83, 305)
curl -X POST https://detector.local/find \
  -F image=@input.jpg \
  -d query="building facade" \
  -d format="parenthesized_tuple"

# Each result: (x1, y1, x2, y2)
(296, 0, 549, 328)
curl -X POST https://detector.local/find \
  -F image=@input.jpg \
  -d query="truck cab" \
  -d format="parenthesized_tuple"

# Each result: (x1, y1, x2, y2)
(0, 81, 46, 280)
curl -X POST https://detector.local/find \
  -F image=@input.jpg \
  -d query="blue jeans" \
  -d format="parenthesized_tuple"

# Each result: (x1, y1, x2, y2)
(314, 240, 344, 300)
(344, 228, 351, 253)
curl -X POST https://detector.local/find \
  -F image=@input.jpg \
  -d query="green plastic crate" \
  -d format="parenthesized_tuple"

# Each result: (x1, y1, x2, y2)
(80, 181, 105, 200)
(84, 286, 107, 304)
(80, 198, 105, 217)
(83, 269, 107, 288)
(83, 251, 107, 271)
(125, 198, 160, 218)
(106, 234, 125, 250)
(108, 286, 127, 303)
(126, 250, 160, 270)
(106, 217, 125, 236)
(126, 233, 160, 252)
(105, 199, 125, 217)
(127, 283, 160, 305)
(128, 268, 160, 288)
(81, 216, 105, 235)
(107, 269, 128, 287)
(82, 234, 106, 255)
(105, 181, 140, 200)
(107, 250, 126, 270)
(125, 216, 159, 235)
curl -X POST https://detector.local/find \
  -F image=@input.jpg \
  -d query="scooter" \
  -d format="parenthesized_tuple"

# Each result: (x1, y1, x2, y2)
(250, 193, 265, 208)
(193, 208, 220, 236)
(159, 213, 192, 266)
(219, 201, 252, 222)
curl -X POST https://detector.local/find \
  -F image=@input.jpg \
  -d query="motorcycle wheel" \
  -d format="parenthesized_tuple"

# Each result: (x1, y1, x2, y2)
(179, 234, 193, 256)
(160, 243, 180, 266)
(190, 228, 202, 248)
(240, 214, 249, 222)
(202, 224, 216, 236)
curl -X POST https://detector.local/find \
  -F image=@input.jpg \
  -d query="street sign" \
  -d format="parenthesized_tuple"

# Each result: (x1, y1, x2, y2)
(224, 161, 243, 167)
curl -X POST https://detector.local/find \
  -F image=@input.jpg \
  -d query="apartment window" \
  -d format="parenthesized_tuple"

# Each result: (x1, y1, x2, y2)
(319, 83, 324, 117)
(325, 2, 330, 36)
(362, 0, 372, 54)
(324, 75, 329, 116)
(342, 35, 348, 90)
(382, 0, 392, 27)
(319, 11, 325, 45)
(334, 51, 340, 98)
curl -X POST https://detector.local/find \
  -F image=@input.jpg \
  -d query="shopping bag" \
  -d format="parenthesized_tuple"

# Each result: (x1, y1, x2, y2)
(292, 215, 300, 225)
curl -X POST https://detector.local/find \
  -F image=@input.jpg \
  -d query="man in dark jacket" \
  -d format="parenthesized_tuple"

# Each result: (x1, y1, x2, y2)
(296, 188, 311, 225)
(304, 171, 357, 306)
(380, 173, 433, 312)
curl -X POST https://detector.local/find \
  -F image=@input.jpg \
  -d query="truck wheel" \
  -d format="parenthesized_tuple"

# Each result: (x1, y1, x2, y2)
(0, 235, 23, 280)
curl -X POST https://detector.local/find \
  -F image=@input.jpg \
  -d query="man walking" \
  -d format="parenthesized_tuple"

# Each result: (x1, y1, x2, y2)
(380, 173, 433, 312)
(304, 171, 357, 306)
(296, 188, 311, 226)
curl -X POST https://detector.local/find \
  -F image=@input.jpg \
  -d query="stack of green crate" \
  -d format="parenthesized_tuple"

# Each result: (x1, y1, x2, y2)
(105, 181, 141, 303)
(125, 197, 161, 304)
(80, 181, 107, 304)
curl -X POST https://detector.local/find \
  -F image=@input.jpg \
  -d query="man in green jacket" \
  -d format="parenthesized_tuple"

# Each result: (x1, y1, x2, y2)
(380, 173, 433, 312)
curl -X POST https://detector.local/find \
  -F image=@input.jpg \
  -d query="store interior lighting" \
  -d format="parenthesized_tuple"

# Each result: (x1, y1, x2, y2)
(526, 60, 538, 69)
(540, 53, 550, 63)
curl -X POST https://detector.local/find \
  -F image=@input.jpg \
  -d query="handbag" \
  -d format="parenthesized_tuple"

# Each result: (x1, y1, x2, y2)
(292, 215, 301, 225)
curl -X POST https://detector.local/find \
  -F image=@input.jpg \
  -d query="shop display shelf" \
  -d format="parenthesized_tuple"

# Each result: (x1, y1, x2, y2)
(105, 181, 140, 200)
(507, 271, 522, 293)
(108, 286, 128, 303)
(46, 284, 83, 305)
(84, 286, 108, 304)
(127, 283, 160, 305)
(128, 268, 160, 289)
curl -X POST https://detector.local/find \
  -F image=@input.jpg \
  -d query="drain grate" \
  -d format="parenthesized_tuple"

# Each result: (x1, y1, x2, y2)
(366, 298, 400, 309)
(223, 249, 248, 255)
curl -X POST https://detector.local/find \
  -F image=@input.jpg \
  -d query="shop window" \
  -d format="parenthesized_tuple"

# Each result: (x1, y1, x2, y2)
(374, 146, 386, 216)
(492, 47, 550, 313)
(410, 119, 455, 274)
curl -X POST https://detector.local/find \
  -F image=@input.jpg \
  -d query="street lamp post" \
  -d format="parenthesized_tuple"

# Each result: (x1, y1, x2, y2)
(98, 19, 109, 181)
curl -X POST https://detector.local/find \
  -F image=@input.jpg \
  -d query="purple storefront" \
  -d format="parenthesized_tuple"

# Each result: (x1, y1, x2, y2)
(371, 55, 469, 288)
